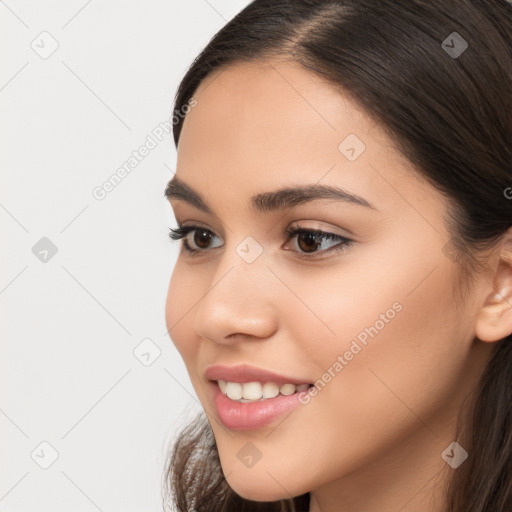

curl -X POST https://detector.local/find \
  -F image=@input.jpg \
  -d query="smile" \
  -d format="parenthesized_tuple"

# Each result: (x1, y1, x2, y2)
(217, 379, 312, 402)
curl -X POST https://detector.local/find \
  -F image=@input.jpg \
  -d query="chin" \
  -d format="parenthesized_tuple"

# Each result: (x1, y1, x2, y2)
(223, 469, 304, 503)
(228, 483, 289, 503)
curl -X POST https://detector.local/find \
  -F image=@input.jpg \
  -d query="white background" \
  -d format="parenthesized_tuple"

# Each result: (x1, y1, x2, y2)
(1, 1, 250, 510)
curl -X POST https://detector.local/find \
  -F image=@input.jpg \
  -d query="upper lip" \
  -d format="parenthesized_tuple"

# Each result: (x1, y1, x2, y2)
(205, 363, 312, 386)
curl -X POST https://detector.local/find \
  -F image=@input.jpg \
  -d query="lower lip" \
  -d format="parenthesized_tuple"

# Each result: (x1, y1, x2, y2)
(209, 381, 309, 431)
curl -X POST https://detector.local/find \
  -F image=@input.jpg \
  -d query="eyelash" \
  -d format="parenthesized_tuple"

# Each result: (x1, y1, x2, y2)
(167, 224, 353, 260)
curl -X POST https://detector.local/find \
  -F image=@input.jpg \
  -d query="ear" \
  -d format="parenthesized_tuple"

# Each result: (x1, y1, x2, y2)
(475, 230, 512, 343)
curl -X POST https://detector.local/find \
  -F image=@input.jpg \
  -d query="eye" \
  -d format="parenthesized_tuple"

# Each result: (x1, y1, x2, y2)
(282, 224, 353, 260)
(168, 225, 222, 254)
(168, 223, 353, 260)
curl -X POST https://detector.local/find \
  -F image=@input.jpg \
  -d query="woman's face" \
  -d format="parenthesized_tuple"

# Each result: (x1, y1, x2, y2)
(164, 59, 492, 505)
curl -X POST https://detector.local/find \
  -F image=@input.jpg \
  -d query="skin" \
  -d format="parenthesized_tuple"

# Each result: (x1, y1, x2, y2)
(164, 59, 512, 512)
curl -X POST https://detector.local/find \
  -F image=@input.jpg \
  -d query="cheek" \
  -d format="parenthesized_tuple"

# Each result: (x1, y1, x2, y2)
(268, 257, 463, 454)
(165, 262, 199, 364)
(292, 262, 463, 457)
(284, 237, 462, 389)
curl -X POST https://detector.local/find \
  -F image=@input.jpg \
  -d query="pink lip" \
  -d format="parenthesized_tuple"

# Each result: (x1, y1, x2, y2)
(205, 363, 312, 386)
(209, 380, 309, 430)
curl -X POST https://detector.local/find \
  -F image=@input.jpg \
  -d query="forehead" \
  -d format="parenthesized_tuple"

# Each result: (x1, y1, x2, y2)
(174, 59, 433, 216)
(180, 58, 379, 156)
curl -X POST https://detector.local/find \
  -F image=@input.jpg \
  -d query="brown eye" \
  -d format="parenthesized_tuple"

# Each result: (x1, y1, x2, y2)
(169, 223, 352, 260)
(168, 225, 223, 254)
(296, 231, 321, 253)
(283, 225, 353, 260)
(193, 229, 213, 249)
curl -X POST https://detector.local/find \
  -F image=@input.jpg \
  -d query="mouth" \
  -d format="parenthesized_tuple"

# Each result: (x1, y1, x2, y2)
(208, 379, 314, 430)
(205, 364, 315, 429)
(215, 379, 314, 403)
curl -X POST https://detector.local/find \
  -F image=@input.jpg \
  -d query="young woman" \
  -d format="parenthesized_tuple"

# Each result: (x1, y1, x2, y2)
(162, 1, 512, 510)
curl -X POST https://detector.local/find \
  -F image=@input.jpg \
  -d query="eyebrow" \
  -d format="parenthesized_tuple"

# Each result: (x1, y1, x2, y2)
(164, 174, 376, 213)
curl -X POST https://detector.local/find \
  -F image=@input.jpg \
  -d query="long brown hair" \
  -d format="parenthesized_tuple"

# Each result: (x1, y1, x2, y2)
(162, 1, 512, 510)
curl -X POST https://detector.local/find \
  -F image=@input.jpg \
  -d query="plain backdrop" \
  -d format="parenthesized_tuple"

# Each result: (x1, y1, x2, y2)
(0, 1, 251, 510)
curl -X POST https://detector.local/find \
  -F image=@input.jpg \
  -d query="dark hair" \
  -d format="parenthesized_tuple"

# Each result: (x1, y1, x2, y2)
(163, 1, 512, 510)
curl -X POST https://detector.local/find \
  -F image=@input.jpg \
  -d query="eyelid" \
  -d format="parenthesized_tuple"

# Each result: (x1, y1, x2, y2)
(169, 221, 350, 243)
(168, 222, 354, 260)
(173, 218, 353, 239)
(286, 220, 354, 240)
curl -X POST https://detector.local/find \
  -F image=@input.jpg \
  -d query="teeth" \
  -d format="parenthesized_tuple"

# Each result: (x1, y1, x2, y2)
(262, 382, 279, 398)
(218, 380, 310, 402)
(242, 381, 263, 400)
(280, 383, 296, 396)
(225, 382, 242, 400)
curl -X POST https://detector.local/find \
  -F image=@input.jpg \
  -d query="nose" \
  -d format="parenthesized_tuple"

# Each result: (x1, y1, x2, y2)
(193, 253, 279, 346)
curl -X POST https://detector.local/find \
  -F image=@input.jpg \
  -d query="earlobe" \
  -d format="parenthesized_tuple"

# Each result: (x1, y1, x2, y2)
(475, 297, 512, 342)
(475, 236, 512, 343)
